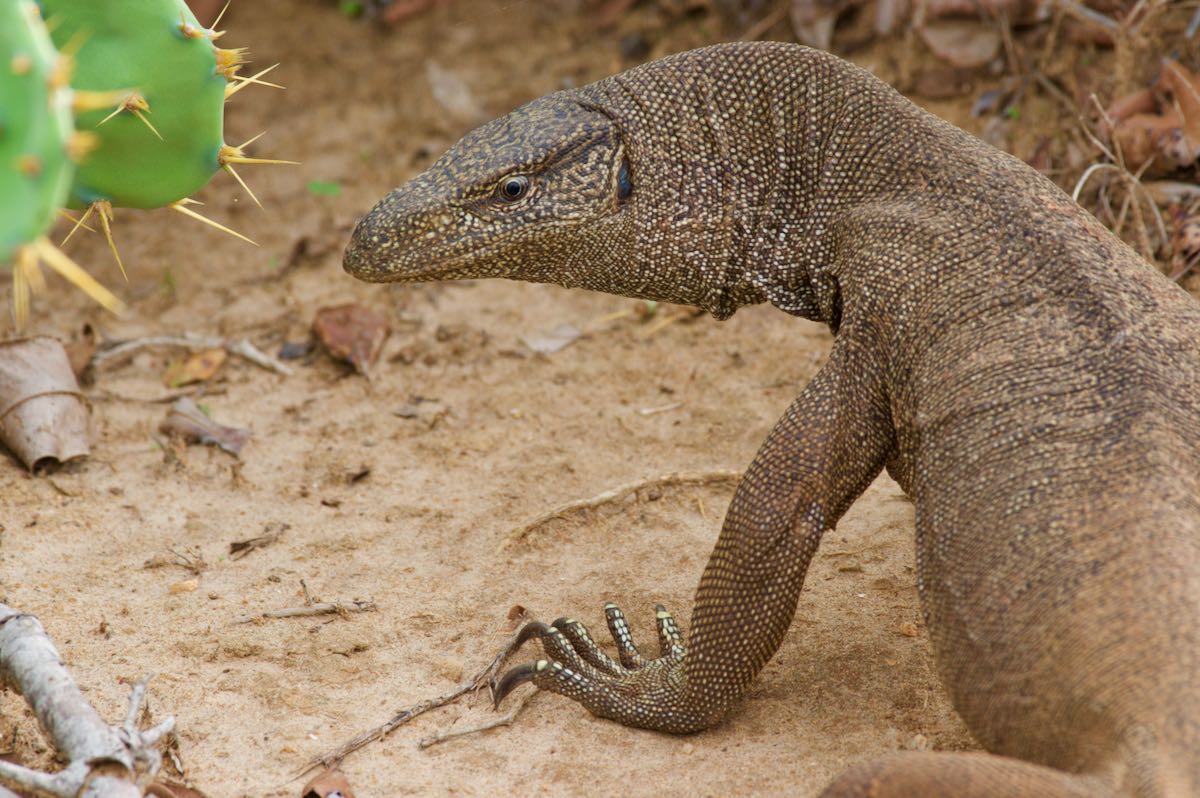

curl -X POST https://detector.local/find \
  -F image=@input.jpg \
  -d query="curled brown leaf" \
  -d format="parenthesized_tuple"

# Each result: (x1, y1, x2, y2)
(0, 337, 90, 471)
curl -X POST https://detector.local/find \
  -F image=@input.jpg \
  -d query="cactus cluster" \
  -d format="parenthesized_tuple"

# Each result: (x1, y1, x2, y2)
(2, 0, 287, 326)
(1, 0, 122, 323)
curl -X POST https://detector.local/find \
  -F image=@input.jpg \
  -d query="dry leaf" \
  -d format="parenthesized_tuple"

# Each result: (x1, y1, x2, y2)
(147, 779, 211, 798)
(1168, 204, 1200, 281)
(301, 768, 356, 798)
(1158, 60, 1200, 163)
(169, 578, 199, 594)
(0, 337, 91, 471)
(63, 324, 99, 383)
(163, 348, 227, 388)
(873, 0, 909, 35)
(913, 66, 975, 99)
(920, 0, 1048, 23)
(919, 21, 1001, 69)
(313, 304, 390, 377)
(595, 0, 638, 26)
(1111, 110, 1184, 174)
(1107, 60, 1200, 177)
(1103, 88, 1156, 132)
(425, 61, 485, 124)
(1143, 181, 1200, 206)
(381, 0, 439, 25)
(789, 0, 841, 49)
(230, 522, 288, 560)
(159, 397, 251, 457)
(521, 323, 581, 354)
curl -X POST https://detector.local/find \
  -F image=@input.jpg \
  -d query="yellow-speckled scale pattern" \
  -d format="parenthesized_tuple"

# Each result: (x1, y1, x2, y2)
(345, 43, 1200, 798)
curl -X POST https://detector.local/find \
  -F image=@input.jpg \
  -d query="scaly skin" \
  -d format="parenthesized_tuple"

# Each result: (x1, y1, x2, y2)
(344, 43, 1200, 797)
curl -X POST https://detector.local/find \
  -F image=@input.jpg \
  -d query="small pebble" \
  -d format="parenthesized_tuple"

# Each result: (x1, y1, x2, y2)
(906, 733, 930, 751)
(620, 33, 650, 60)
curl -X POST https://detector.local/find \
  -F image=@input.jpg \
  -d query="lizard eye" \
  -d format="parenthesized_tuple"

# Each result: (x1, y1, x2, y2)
(496, 175, 530, 202)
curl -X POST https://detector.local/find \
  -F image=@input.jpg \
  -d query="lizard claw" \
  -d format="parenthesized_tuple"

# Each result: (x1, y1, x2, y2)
(493, 603, 701, 731)
(492, 660, 543, 708)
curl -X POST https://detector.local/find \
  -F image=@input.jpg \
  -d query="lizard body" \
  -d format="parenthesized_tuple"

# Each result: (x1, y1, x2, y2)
(344, 43, 1200, 797)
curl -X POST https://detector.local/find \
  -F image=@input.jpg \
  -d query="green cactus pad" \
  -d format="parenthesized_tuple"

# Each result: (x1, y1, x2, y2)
(38, 0, 228, 209)
(1, 0, 75, 263)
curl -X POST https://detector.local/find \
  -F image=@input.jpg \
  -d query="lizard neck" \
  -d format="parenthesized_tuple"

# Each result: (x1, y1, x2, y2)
(579, 43, 905, 329)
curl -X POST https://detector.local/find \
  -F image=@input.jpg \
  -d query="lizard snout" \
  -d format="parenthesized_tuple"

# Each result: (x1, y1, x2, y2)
(343, 187, 467, 283)
(343, 207, 399, 283)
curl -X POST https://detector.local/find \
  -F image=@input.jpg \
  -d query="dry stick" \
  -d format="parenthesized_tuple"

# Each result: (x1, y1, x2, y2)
(418, 690, 535, 750)
(233, 600, 376, 624)
(1087, 95, 1166, 260)
(92, 334, 294, 377)
(0, 606, 174, 798)
(739, 2, 789, 41)
(506, 469, 743, 546)
(1053, 0, 1120, 32)
(1073, 99, 1166, 262)
(300, 625, 528, 775)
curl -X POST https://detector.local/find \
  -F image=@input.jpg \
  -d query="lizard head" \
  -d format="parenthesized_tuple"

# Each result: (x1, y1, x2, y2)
(343, 94, 633, 288)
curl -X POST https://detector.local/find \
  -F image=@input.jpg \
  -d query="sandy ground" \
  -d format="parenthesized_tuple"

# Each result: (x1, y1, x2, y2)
(1, 1, 1124, 794)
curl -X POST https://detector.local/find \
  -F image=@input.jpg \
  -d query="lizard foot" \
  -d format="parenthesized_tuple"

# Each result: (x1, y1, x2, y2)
(493, 603, 705, 732)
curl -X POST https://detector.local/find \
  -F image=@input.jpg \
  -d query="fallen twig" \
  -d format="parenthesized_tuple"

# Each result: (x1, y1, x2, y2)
(0, 606, 174, 797)
(418, 690, 535, 749)
(233, 599, 376, 624)
(506, 469, 743, 546)
(91, 386, 226, 404)
(300, 622, 528, 775)
(739, 2, 789, 40)
(1054, 0, 1119, 32)
(229, 523, 288, 560)
(93, 334, 293, 377)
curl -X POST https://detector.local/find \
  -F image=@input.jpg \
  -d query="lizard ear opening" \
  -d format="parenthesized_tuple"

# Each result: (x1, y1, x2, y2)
(617, 157, 633, 201)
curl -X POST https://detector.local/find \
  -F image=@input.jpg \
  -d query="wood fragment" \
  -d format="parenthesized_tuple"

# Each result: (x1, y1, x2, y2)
(0, 606, 174, 797)
(1053, 0, 1119, 32)
(229, 523, 288, 560)
(506, 469, 742, 546)
(418, 690, 534, 749)
(300, 621, 528, 774)
(739, 3, 789, 40)
(93, 335, 293, 377)
(637, 401, 683, 416)
(233, 600, 376, 624)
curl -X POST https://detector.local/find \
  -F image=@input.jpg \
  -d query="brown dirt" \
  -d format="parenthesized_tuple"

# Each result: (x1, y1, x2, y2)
(2, 1, 1172, 795)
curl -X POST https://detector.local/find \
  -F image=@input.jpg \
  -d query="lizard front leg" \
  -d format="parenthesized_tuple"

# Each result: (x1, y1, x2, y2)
(495, 332, 896, 732)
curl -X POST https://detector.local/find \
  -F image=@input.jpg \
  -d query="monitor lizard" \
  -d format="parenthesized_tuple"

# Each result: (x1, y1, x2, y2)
(343, 42, 1200, 797)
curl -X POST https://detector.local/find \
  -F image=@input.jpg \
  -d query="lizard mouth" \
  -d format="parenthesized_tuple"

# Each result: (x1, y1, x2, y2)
(343, 230, 501, 284)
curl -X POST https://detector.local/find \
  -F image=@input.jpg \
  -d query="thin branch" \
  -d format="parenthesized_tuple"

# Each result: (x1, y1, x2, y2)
(233, 600, 377, 624)
(300, 623, 528, 775)
(1054, 0, 1120, 32)
(418, 690, 535, 749)
(0, 606, 174, 797)
(92, 334, 293, 376)
(739, 2, 789, 40)
(506, 469, 743, 546)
